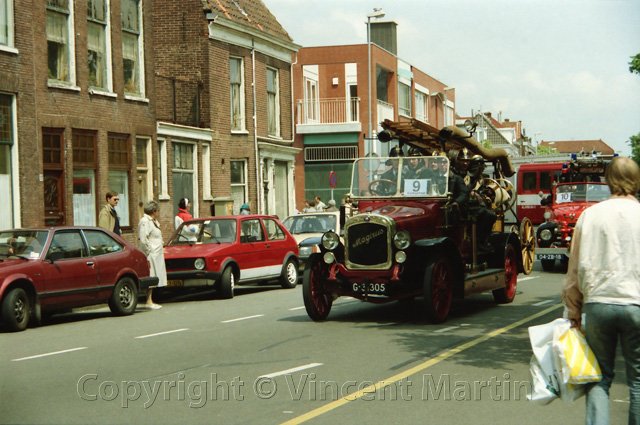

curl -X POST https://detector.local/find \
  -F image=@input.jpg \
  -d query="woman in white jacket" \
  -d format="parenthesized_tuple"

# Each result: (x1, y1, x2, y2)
(138, 200, 167, 309)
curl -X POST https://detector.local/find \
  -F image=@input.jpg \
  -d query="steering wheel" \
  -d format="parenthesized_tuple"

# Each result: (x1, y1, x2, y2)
(481, 178, 516, 212)
(368, 179, 397, 196)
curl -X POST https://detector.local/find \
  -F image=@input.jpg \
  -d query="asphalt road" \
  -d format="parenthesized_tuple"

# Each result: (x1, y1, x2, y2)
(0, 262, 631, 425)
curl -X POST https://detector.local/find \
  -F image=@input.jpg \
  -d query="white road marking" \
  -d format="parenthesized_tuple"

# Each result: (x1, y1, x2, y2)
(519, 276, 540, 282)
(289, 306, 305, 311)
(533, 300, 554, 306)
(12, 347, 88, 362)
(259, 363, 323, 379)
(135, 328, 189, 339)
(221, 314, 264, 323)
(434, 326, 460, 333)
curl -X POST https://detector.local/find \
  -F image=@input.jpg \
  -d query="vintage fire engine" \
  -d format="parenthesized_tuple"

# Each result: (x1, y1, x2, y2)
(301, 119, 535, 323)
(535, 153, 612, 271)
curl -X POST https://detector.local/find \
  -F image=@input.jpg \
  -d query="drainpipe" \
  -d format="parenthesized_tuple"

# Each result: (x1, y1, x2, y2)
(252, 40, 261, 213)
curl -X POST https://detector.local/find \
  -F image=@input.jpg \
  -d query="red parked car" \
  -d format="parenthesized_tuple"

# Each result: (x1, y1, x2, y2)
(164, 215, 299, 299)
(0, 227, 158, 332)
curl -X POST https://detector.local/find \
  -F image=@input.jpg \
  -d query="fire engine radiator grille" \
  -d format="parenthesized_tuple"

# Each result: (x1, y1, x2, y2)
(304, 146, 358, 162)
(345, 222, 389, 267)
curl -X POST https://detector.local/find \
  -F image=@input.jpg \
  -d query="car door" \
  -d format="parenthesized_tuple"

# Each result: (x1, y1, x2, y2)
(262, 218, 291, 274)
(236, 218, 271, 281)
(40, 229, 99, 308)
(82, 229, 127, 300)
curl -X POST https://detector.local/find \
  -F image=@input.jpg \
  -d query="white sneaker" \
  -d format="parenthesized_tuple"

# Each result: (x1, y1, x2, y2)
(146, 304, 162, 310)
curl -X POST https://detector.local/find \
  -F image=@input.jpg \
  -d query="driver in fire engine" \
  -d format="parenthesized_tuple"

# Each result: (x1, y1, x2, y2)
(452, 148, 497, 252)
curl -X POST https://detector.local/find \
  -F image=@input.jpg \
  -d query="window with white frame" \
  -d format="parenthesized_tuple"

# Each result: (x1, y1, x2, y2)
(303, 77, 318, 123)
(108, 134, 130, 227)
(121, 0, 143, 95)
(202, 143, 211, 200)
(267, 67, 279, 137)
(415, 90, 427, 123)
(0, 94, 16, 229)
(230, 57, 245, 131)
(87, 0, 110, 90)
(398, 82, 411, 117)
(46, 0, 75, 83)
(230, 159, 247, 215)
(0, 0, 15, 48)
(445, 102, 454, 127)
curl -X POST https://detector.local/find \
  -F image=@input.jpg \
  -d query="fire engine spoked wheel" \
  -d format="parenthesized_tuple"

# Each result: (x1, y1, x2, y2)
(303, 256, 333, 321)
(519, 217, 535, 275)
(423, 255, 453, 324)
(368, 179, 396, 196)
(493, 243, 518, 304)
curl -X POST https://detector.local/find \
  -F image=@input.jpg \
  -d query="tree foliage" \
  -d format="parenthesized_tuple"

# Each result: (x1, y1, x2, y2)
(628, 132, 640, 166)
(630, 53, 640, 75)
(537, 145, 558, 155)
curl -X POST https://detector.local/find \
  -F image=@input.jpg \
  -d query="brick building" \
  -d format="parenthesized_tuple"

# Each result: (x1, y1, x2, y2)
(1, 0, 156, 244)
(152, 0, 300, 221)
(292, 20, 454, 208)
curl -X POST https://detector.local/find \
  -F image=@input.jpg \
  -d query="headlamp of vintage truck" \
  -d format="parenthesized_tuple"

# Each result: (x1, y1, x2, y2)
(321, 231, 340, 251)
(540, 229, 552, 241)
(393, 230, 411, 250)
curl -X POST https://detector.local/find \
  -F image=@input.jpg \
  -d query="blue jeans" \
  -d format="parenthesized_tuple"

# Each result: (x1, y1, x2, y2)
(584, 303, 640, 425)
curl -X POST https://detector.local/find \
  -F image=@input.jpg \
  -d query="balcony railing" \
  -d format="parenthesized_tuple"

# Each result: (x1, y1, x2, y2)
(296, 98, 360, 125)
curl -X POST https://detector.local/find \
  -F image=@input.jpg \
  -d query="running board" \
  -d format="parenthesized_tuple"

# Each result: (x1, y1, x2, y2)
(463, 268, 505, 297)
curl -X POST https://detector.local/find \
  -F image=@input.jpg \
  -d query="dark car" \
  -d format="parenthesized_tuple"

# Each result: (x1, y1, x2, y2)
(163, 215, 299, 299)
(0, 227, 158, 332)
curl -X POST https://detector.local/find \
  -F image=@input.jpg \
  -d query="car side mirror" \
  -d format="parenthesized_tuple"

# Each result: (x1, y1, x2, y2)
(47, 251, 65, 262)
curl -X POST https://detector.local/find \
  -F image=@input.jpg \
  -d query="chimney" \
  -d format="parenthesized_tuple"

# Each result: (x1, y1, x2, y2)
(370, 21, 398, 55)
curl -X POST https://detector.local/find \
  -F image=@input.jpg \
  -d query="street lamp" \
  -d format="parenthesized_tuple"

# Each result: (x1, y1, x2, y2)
(367, 7, 385, 156)
(534, 132, 542, 155)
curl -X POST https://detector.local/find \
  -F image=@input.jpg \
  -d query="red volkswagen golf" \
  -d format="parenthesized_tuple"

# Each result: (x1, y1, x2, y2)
(164, 215, 299, 299)
(0, 227, 158, 332)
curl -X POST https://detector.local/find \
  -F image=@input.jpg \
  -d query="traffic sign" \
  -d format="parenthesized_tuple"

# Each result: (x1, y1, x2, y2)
(329, 171, 337, 188)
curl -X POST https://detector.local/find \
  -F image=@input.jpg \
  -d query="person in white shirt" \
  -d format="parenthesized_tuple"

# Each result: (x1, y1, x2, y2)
(562, 156, 640, 425)
(314, 196, 326, 212)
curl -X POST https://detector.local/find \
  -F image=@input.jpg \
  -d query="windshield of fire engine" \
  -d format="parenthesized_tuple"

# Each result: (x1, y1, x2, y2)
(351, 156, 450, 198)
(554, 183, 610, 204)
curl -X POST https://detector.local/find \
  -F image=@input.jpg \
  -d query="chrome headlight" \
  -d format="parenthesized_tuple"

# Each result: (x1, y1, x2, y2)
(395, 251, 407, 263)
(321, 231, 340, 251)
(323, 252, 336, 264)
(540, 229, 552, 241)
(393, 230, 411, 250)
(194, 258, 206, 270)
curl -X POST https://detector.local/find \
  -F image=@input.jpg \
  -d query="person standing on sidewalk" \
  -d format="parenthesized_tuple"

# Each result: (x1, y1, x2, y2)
(98, 190, 121, 235)
(562, 156, 640, 425)
(138, 200, 167, 309)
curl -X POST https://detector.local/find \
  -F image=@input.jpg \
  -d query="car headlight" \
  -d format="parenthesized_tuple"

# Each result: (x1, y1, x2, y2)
(540, 229, 552, 241)
(543, 211, 551, 220)
(194, 258, 206, 270)
(395, 251, 407, 263)
(299, 246, 313, 257)
(321, 231, 340, 251)
(393, 230, 411, 250)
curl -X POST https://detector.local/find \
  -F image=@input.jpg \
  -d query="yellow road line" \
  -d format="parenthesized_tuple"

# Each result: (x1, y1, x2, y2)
(281, 303, 562, 425)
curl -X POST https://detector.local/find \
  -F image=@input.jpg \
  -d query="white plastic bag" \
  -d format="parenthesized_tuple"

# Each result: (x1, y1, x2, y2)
(527, 318, 585, 403)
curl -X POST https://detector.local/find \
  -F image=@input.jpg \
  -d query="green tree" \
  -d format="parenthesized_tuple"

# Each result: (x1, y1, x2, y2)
(629, 53, 640, 75)
(537, 144, 558, 155)
(481, 139, 492, 149)
(628, 132, 640, 166)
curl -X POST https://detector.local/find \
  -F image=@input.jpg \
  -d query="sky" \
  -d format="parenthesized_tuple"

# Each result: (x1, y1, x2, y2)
(264, 0, 640, 156)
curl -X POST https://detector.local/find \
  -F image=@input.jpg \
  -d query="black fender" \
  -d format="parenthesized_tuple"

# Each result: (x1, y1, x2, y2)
(536, 221, 558, 248)
(488, 232, 524, 273)
(282, 252, 299, 271)
(412, 237, 464, 298)
(219, 258, 240, 280)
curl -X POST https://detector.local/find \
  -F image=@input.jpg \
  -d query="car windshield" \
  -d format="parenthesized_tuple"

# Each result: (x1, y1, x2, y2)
(554, 183, 610, 204)
(350, 156, 450, 198)
(170, 219, 237, 246)
(283, 214, 337, 234)
(0, 230, 49, 259)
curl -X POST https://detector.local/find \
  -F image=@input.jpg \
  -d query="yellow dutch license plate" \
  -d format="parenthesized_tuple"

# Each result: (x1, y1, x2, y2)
(167, 280, 183, 287)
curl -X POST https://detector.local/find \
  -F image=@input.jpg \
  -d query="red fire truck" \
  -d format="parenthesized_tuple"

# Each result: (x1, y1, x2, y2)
(515, 162, 563, 225)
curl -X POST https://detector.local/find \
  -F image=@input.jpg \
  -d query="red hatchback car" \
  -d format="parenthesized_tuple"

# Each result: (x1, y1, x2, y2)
(0, 227, 158, 332)
(164, 215, 299, 298)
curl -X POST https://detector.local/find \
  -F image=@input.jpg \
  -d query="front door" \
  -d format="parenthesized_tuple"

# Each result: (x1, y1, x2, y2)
(44, 170, 65, 226)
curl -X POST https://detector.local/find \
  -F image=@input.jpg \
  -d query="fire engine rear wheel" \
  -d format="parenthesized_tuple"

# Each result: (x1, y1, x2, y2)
(493, 243, 518, 304)
(303, 256, 332, 321)
(520, 217, 535, 275)
(541, 259, 555, 272)
(423, 255, 453, 324)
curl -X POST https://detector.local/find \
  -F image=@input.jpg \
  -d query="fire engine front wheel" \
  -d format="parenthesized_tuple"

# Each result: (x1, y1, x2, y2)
(303, 256, 332, 321)
(423, 255, 453, 324)
(493, 243, 518, 304)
